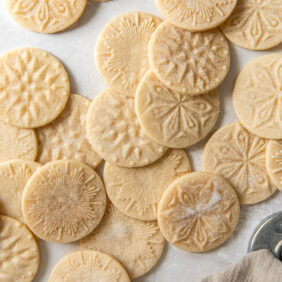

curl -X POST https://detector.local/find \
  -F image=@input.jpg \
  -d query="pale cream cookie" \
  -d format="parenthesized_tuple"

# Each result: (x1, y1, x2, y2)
(36, 94, 101, 169)
(5, 0, 87, 34)
(220, 0, 282, 50)
(155, 0, 238, 31)
(96, 12, 162, 97)
(0, 121, 37, 161)
(233, 54, 282, 139)
(0, 47, 70, 128)
(202, 122, 277, 204)
(48, 250, 130, 282)
(86, 89, 167, 168)
(104, 149, 191, 221)
(149, 21, 230, 95)
(22, 160, 106, 243)
(157, 172, 240, 252)
(135, 70, 220, 148)
(0, 215, 40, 282)
(80, 203, 165, 279)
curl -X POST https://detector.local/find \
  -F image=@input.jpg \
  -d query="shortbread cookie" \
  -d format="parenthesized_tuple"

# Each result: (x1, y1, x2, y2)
(157, 172, 240, 252)
(149, 22, 230, 95)
(266, 140, 282, 191)
(220, 0, 282, 50)
(233, 54, 282, 139)
(155, 0, 237, 31)
(96, 12, 162, 97)
(0, 47, 70, 128)
(202, 122, 277, 204)
(81, 203, 165, 279)
(0, 121, 37, 161)
(49, 250, 130, 282)
(22, 160, 106, 243)
(0, 215, 39, 282)
(86, 89, 167, 167)
(104, 149, 191, 221)
(37, 94, 101, 169)
(136, 71, 220, 148)
(5, 0, 87, 34)
(0, 160, 41, 222)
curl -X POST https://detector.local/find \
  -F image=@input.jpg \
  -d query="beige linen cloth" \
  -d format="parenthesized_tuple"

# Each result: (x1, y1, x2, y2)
(202, 249, 282, 282)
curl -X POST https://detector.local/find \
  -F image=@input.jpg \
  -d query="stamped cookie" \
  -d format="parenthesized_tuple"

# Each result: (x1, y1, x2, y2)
(136, 71, 220, 148)
(96, 12, 162, 97)
(0, 121, 37, 161)
(155, 0, 237, 31)
(5, 0, 87, 34)
(104, 149, 191, 221)
(266, 140, 282, 191)
(49, 250, 130, 282)
(149, 22, 230, 95)
(37, 94, 101, 169)
(202, 122, 277, 204)
(233, 54, 282, 139)
(0, 215, 39, 282)
(80, 203, 165, 279)
(22, 160, 106, 243)
(0, 47, 70, 128)
(86, 89, 167, 167)
(220, 0, 282, 50)
(157, 172, 240, 252)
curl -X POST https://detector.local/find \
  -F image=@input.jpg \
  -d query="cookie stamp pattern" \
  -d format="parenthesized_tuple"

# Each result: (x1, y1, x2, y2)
(157, 172, 240, 252)
(233, 54, 282, 139)
(220, 0, 282, 50)
(81, 203, 165, 279)
(0, 215, 39, 282)
(155, 0, 238, 31)
(203, 122, 276, 204)
(86, 89, 167, 168)
(0, 47, 70, 128)
(149, 22, 230, 94)
(37, 94, 101, 169)
(22, 160, 106, 243)
(49, 250, 131, 282)
(104, 149, 191, 221)
(96, 12, 162, 97)
(136, 71, 220, 148)
(5, 0, 87, 34)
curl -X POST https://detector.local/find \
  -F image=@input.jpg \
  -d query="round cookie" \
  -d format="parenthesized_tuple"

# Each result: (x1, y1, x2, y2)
(266, 140, 282, 191)
(0, 160, 41, 222)
(22, 160, 106, 243)
(233, 54, 282, 139)
(96, 12, 162, 97)
(0, 121, 37, 161)
(5, 0, 87, 34)
(135, 71, 220, 148)
(48, 250, 130, 282)
(0, 47, 70, 128)
(220, 0, 282, 50)
(148, 21, 230, 95)
(80, 203, 165, 279)
(157, 172, 240, 252)
(202, 122, 277, 204)
(104, 149, 191, 221)
(37, 94, 101, 169)
(86, 89, 167, 168)
(0, 215, 39, 282)
(155, 0, 238, 31)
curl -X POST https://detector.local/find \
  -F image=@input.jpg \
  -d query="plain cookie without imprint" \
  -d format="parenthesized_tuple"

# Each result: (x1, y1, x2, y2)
(157, 172, 240, 252)
(81, 203, 165, 279)
(48, 250, 130, 282)
(22, 160, 106, 243)
(0, 47, 70, 128)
